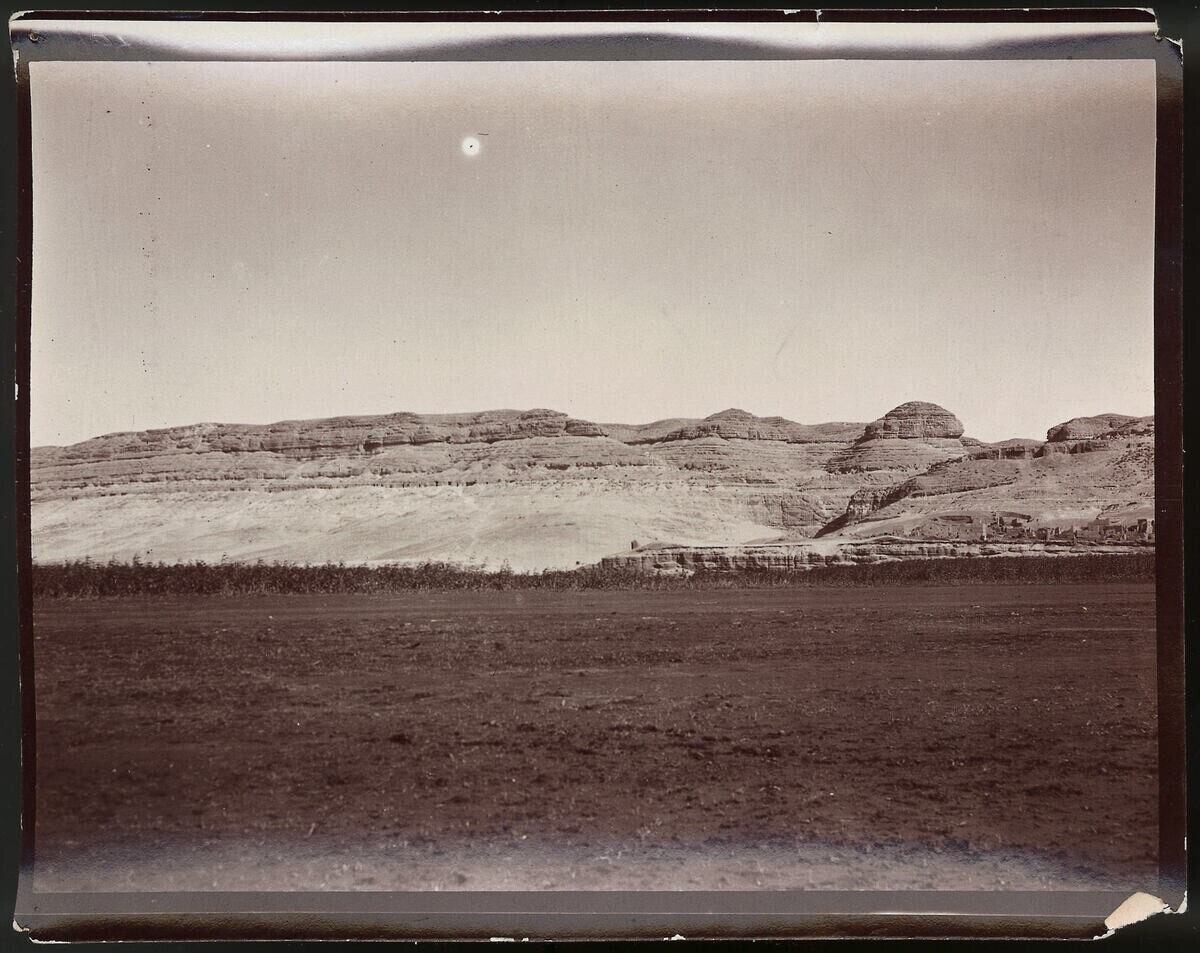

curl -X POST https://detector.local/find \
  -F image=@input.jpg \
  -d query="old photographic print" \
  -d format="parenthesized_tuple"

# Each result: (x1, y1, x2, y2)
(11, 11, 1183, 941)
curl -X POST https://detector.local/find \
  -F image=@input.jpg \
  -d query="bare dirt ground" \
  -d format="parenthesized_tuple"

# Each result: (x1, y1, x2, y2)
(30, 584, 1158, 892)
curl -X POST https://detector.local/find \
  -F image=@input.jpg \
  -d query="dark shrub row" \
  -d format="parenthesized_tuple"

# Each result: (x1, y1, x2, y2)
(30, 552, 1155, 598)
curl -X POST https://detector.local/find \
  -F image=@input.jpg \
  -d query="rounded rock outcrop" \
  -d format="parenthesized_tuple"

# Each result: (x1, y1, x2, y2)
(862, 402, 964, 441)
(1045, 413, 1136, 443)
(565, 418, 606, 437)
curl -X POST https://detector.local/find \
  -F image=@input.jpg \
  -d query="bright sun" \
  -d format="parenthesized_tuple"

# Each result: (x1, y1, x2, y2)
(461, 136, 481, 156)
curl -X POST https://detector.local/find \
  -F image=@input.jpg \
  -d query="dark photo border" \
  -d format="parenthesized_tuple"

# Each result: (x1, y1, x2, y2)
(5, 7, 1186, 942)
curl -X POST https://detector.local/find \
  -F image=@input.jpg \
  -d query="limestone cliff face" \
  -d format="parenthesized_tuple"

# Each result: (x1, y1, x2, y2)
(599, 539, 1135, 574)
(30, 403, 1153, 570)
(38, 408, 602, 464)
(1045, 413, 1139, 442)
(825, 437, 966, 474)
(821, 413, 1154, 539)
(969, 439, 1041, 461)
(33, 406, 878, 567)
(1036, 415, 1154, 456)
(843, 487, 896, 522)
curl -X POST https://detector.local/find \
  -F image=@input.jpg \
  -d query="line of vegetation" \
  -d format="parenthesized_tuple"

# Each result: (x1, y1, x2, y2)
(30, 553, 1156, 598)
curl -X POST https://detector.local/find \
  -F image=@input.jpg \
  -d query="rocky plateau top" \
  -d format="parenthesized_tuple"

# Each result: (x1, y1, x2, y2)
(1046, 414, 1153, 442)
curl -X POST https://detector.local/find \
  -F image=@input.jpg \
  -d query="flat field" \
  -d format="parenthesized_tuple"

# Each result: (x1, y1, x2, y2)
(32, 583, 1158, 892)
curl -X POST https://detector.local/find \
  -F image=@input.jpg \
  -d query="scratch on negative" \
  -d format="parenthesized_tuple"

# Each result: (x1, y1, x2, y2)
(773, 326, 798, 363)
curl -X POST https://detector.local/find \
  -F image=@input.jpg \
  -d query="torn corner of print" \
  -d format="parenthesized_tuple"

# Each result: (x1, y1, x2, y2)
(1098, 891, 1171, 938)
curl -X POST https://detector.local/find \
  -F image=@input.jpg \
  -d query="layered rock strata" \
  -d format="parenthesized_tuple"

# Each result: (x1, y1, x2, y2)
(601, 540, 1140, 574)
(821, 416, 1154, 539)
(31, 402, 1154, 571)
(862, 401, 965, 440)
(826, 401, 968, 474)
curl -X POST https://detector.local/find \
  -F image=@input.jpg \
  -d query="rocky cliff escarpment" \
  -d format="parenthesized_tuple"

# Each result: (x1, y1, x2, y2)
(34, 406, 880, 568)
(1045, 413, 1140, 442)
(819, 412, 1154, 540)
(37, 408, 609, 465)
(31, 402, 1154, 570)
(600, 539, 1137, 574)
(1036, 415, 1154, 457)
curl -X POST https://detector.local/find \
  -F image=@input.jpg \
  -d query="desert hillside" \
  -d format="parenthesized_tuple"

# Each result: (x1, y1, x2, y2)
(31, 403, 1154, 570)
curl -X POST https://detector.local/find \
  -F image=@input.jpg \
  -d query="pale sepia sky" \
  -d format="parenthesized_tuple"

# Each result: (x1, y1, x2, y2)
(29, 57, 1157, 446)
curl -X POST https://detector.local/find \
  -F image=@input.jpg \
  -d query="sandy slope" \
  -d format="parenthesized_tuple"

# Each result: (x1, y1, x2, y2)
(31, 481, 785, 571)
